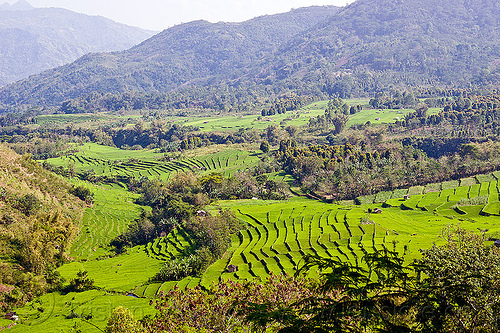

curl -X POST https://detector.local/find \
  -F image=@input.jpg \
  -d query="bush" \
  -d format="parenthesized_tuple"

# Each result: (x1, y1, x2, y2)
(154, 255, 198, 282)
(144, 274, 313, 333)
(69, 185, 94, 204)
(66, 270, 94, 292)
(106, 306, 144, 333)
(15, 193, 40, 216)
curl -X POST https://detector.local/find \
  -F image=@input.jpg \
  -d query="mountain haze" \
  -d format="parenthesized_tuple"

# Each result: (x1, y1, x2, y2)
(0, 0, 33, 11)
(2, 0, 500, 107)
(0, 1, 155, 86)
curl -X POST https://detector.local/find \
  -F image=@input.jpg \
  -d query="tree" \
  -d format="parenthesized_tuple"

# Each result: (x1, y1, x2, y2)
(70, 185, 94, 204)
(260, 140, 270, 153)
(16, 193, 40, 216)
(414, 103, 429, 117)
(106, 306, 144, 333)
(67, 270, 94, 292)
(411, 227, 500, 332)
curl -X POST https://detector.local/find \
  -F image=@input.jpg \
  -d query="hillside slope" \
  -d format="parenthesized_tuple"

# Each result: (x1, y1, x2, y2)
(0, 144, 85, 310)
(268, 0, 500, 96)
(0, 2, 155, 86)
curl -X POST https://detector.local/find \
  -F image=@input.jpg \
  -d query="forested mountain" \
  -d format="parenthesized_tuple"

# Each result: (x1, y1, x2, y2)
(0, 6, 340, 106)
(1, 0, 500, 108)
(0, 1, 155, 86)
(271, 0, 500, 97)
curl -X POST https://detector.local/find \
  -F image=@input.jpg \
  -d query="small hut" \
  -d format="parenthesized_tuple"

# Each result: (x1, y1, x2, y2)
(227, 264, 238, 273)
(403, 194, 411, 200)
(373, 208, 383, 214)
(197, 210, 207, 217)
(4, 312, 18, 321)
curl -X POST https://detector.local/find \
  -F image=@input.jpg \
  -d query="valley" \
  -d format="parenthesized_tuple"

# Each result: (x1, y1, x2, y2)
(1, 0, 500, 331)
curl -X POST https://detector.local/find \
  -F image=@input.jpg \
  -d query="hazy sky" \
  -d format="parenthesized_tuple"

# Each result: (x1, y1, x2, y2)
(13, 0, 355, 31)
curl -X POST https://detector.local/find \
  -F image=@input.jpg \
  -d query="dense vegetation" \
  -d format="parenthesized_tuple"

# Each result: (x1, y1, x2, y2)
(0, 145, 84, 312)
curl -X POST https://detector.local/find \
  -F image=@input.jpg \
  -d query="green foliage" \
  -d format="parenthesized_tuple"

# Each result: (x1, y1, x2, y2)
(14, 193, 41, 216)
(412, 227, 500, 332)
(261, 95, 314, 116)
(145, 274, 313, 333)
(69, 185, 94, 204)
(185, 209, 242, 268)
(67, 270, 95, 293)
(260, 140, 270, 153)
(369, 90, 417, 109)
(106, 306, 145, 333)
(154, 255, 198, 282)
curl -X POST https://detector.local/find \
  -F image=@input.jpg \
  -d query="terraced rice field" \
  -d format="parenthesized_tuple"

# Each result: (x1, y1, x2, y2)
(69, 184, 144, 260)
(360, 171, 500, 210)
(48, 147, 260, 182)
(383, 178, 500, 216)
(137, 171, 500, 294)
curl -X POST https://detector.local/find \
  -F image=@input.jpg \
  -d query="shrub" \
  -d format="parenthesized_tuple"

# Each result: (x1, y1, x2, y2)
(106, 306, 144, 333)
(15, 193, 40, 216)
(144, 274, 314, 333)
(154, 255, 198, 282)
(67, 270, 94, 292)
(69, 185, 94, 204)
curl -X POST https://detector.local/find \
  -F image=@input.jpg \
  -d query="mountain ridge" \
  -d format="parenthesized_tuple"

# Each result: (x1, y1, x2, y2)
(2, 0, 500, 108)
(0, 0, 34, 11)
(0, 5, 340, 105)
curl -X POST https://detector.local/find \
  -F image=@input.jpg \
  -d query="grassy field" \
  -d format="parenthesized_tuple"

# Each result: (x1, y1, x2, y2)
(4, 290, 155, 333)
(69, 183, 145, 261)
(33, 98, 439, 134)
(159, 100, 440, 132)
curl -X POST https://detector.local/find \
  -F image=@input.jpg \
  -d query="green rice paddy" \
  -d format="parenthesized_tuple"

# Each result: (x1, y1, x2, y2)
(33, 98, 439, 134)
(9, 136, 500, 331)
(45, 143, 262, 182)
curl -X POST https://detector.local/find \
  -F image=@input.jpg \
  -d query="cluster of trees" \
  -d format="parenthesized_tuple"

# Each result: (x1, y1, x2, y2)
(179, 137, 210, 150)
(107, 228, 500, 333)
(308, 98, 363, 135)
(369, 90, 417, 109)
(275, 139, 500, 200)
(57, 85, 268, 114)
(395, 93, 500, 138)
(0, 118, 275, 155)
(325, 98, 363, 116)
(261, 95, 314, 116)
